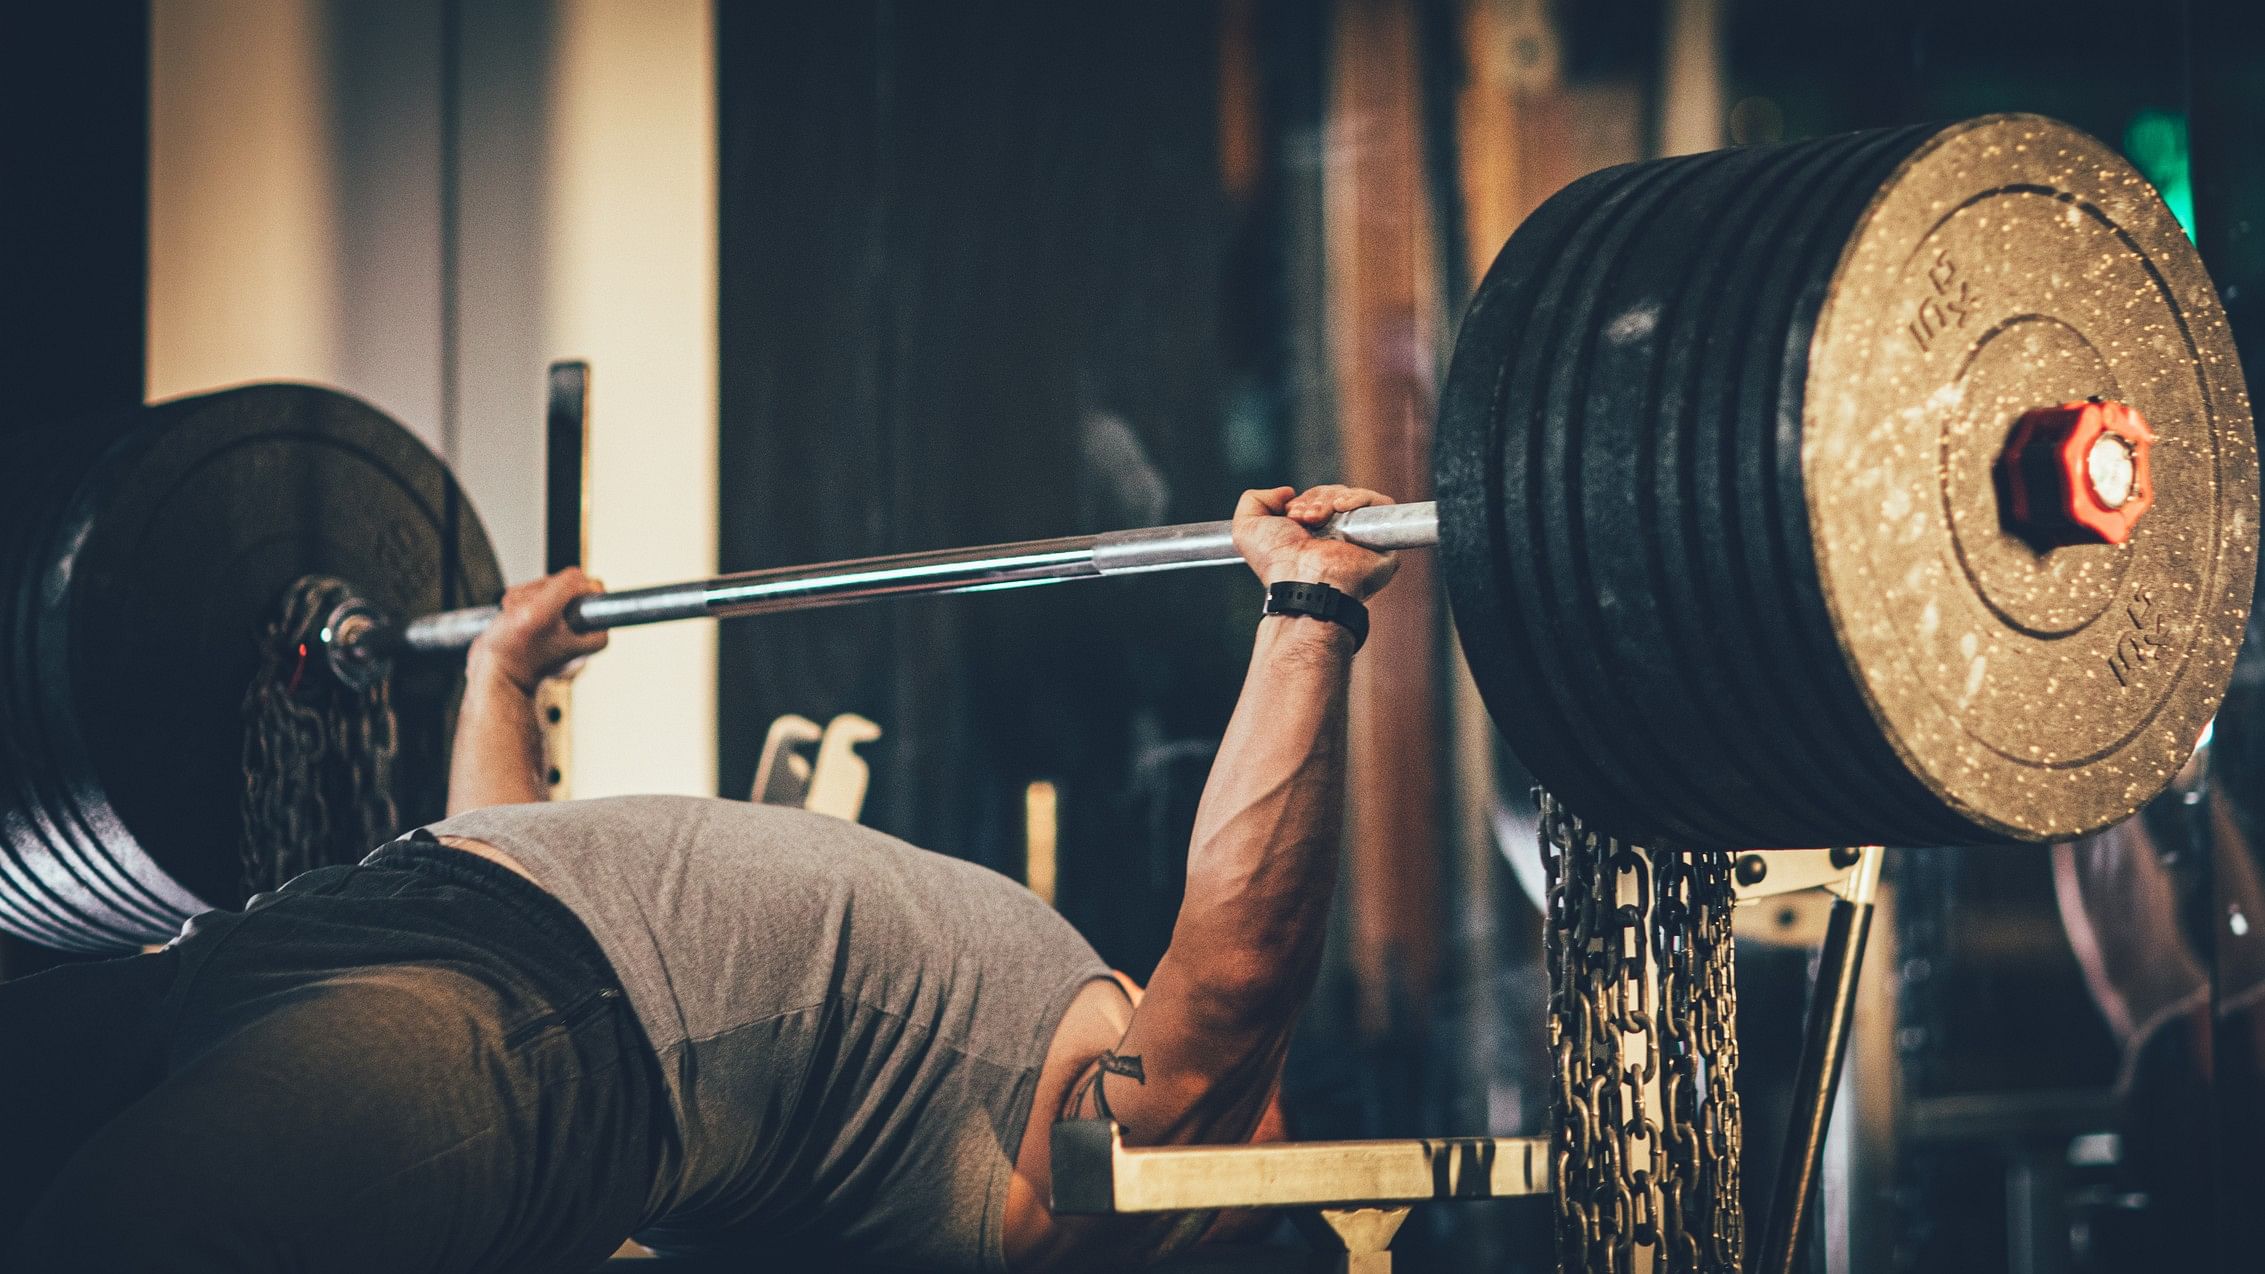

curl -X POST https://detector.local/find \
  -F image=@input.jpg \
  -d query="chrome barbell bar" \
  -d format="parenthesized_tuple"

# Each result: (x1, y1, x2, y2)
(327, 501, 1439, 681)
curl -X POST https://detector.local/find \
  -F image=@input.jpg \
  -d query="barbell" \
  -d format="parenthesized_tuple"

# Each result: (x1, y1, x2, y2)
(338, 500, 1444, 661)
(2, 113, 2255, 951)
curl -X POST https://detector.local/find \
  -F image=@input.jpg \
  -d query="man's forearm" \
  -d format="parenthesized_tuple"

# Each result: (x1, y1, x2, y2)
(1045, 488, 1388, 1170)
(445, 658, 550, 814)
(1156, 613, 1354, 1038)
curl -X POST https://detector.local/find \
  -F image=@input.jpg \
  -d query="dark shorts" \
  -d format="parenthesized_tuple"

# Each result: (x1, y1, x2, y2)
(0, 836, 677, 1272)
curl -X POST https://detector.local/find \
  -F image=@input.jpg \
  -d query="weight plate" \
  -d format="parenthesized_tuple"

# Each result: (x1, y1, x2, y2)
(0, 385, 499, 950)
(1806, 114, 2257, 842)
(0, 421, 162, 950)
(1442, 115, 2258, 849)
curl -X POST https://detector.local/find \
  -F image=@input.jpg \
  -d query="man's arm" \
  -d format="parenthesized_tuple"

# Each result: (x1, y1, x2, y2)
(446, 568, 608, 814)
(1064, 484, 1399, 1146)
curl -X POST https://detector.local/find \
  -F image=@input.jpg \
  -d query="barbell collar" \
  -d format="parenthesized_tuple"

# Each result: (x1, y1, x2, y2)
(382, 500, 1439, 658)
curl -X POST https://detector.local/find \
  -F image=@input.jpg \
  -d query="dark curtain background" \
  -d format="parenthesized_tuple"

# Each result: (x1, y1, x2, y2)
(1, 1, 147, 437)
(714, 2, 1264, 982)
(0, 1, 148, 982)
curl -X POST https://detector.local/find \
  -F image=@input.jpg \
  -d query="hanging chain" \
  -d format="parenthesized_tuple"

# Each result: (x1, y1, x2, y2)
(239, 575, 402, 898)
(1543, 793, 1742, 1274)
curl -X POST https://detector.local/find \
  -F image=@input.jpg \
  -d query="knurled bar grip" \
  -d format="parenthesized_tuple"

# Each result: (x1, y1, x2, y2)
(388, 500, 1440, 656)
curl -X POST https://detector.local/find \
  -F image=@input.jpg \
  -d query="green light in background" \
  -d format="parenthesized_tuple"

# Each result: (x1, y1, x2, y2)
(2124, 109, 2196, 239)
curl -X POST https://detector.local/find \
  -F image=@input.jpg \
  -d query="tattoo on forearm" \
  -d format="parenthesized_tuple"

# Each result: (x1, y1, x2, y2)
(1064, 1050, 1147, 1123)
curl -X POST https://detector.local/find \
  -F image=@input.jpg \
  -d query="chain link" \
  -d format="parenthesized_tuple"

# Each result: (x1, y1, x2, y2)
(1543, 793, 1741, 1274)
(239, 575, 401, 898)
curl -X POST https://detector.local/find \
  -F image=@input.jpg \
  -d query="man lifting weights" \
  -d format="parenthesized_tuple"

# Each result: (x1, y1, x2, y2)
(1, 484, 1399, 1272)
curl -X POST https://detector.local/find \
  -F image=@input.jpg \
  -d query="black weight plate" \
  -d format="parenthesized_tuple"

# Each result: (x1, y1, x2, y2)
(1441, 114, 2259, 848)
(0, 418, 180, 950)
(1701, 124, 1962, 845)
(1439, 160, 1652, 833)
(1533, 155, 1738, 830)
(1576, 137, 1894, 843)
(1653, 134, 1906, 841)
(0, 384, 499, 950)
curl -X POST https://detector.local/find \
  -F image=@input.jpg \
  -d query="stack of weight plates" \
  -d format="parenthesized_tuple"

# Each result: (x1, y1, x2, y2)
(1439, 114, 2258, 851)
(0, 385, 498, 952)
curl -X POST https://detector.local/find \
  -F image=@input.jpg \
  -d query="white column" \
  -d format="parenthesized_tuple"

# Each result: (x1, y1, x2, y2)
(541, 0, 719, 798)
(147, 0, 345, 407)
(1657, 0, 1725, 158)
(149, 0, 720, 799)
(148, 0, 450, 447)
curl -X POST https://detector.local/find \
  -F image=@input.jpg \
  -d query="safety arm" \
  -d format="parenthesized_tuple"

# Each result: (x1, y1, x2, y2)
(1071, 612, 1354, 1145)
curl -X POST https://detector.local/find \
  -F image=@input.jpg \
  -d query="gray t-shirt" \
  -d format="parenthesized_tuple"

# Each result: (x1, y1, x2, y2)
(421, 795, 1108, 1272)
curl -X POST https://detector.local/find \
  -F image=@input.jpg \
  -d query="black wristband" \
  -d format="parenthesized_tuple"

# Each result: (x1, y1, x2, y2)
(1261, 580, 1368, 648)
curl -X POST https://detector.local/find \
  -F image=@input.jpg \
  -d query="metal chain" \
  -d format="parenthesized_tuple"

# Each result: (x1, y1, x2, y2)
(239, 575, 401, 898)
(1888, 848, 1953, 1272)
(1543, 793, 1741, 1274)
